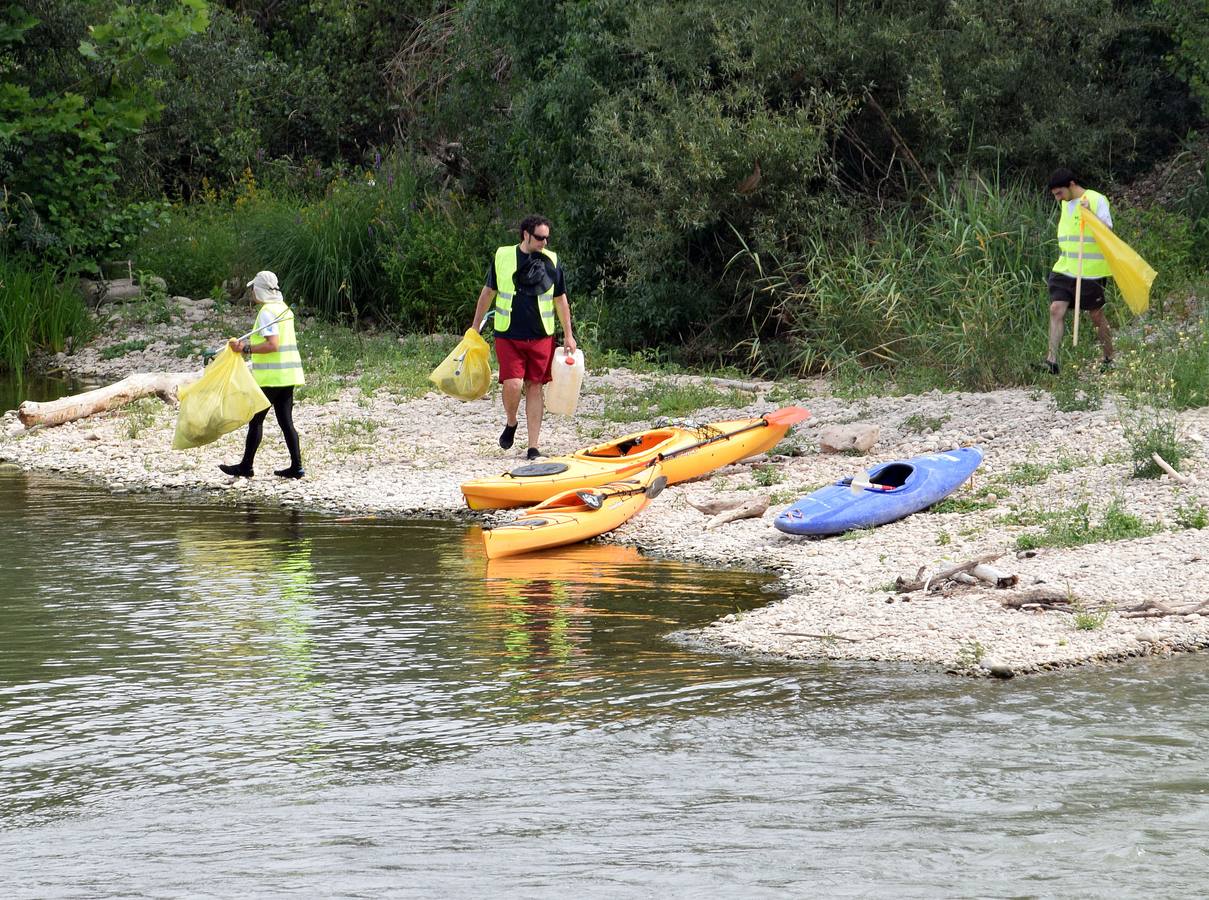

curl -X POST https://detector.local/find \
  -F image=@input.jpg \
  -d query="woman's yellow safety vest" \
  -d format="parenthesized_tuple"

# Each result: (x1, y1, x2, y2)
(1053, 189, 1112, 279)
(493, 246, 557, 335)
(249, 300, 305, 387)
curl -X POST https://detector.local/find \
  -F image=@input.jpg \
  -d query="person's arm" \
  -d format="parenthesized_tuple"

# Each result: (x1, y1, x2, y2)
(554, 294, 576, 352)
(228, 335, 280, 353)
(471, 285, 496, 332)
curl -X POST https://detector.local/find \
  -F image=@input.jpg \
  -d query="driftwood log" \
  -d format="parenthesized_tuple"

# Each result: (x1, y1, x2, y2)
(1119, 598, 1209, 619)
(685, 495, 746, 517)
(1151, 452, 1196, 485)
(706, 495, 770, 529)
(895, 552, 1004, 593)
(999, 588, 1079, 611)
(17, 371, 198, 428)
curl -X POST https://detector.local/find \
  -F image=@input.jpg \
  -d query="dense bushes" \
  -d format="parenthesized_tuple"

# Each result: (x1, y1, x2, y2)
(133, 154, 505, 330)
(4, 0, 1206, 377)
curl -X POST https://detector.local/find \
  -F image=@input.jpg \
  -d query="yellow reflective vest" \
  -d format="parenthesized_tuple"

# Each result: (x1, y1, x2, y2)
(1053, 189, 1112, 279)
(249, 300, 305, 387)
(493, 246, 557, 335)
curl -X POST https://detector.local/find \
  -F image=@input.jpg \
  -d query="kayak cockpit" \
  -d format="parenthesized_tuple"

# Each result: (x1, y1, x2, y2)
(579, 429, 679, 459)
(871, 462, 914, 488)
(837, 462, 915, 492)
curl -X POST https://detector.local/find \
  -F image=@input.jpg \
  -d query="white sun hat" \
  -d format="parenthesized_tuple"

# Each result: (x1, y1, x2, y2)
(247, 270, 284, 304)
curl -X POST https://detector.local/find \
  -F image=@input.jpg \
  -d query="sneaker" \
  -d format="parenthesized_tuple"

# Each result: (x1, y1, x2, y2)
(499, 423, 518, 450)
(526, 447, 541, 461)
(1032, 360, 1060, 375)
(1100, 357, 1114, 373)
(219, 463, 254, 478)
(274, 466, 306, 479)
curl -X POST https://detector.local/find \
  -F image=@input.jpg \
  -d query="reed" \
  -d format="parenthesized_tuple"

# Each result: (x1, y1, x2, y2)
(0, 257, 95, 372)
(247, 161, 418, 322)
(737, 171, 1055, 389)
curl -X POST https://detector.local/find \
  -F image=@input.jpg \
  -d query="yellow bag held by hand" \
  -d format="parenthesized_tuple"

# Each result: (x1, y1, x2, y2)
(429, 328, 491, 401)
(1080, 211, 1157, 315)
(172, 346, 271, 450)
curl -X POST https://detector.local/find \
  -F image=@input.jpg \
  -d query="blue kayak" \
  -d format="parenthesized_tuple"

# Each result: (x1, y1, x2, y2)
(774, 447, 984, 536)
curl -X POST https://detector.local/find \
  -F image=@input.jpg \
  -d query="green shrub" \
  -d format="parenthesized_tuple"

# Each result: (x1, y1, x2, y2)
(380, 195, 501, 332)
(133, 202, 241, 298)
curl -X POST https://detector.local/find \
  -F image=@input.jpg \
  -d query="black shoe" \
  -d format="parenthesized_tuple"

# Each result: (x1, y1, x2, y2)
(526, 447, 541, 461)
(499, 423, 518, 450)
(274, 466, 306, 479)
(1033, 360, 1060, 375)
(1100, 357, 1114, 373)
(219, 463, 254, 478)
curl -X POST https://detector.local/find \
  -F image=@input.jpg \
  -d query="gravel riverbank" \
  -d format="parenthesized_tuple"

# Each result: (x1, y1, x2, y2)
(4, 296, 1209, 677)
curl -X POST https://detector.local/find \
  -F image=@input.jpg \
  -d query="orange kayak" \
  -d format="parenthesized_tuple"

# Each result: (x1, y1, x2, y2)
(482, 467, 667, 559)
(462, 406, 810, 510)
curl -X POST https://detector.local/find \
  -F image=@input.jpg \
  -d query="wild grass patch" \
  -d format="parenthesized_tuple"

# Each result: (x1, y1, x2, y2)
(751, 463, 784, 487)
(927, 494, 997, 514)
(1013, 497, 1159, 551)
(124, 398, 160, 439)
(601, 380, 752, 423)
(1174, 498, 1209, 530)
(901, 412, 950, 433)
(101, 339, 150, 360)
(327, 416, 380, 453)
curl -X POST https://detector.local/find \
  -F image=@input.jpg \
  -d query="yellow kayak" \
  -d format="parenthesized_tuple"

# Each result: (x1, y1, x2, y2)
(462, 406, 810, 510)
(482, 467, 667, 559)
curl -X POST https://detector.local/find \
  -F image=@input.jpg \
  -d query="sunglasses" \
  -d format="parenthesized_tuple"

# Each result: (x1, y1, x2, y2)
(531, 233, 550, 242)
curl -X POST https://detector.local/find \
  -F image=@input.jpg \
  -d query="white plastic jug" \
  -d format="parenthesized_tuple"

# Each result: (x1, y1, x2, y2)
(545, 347, 585, 416)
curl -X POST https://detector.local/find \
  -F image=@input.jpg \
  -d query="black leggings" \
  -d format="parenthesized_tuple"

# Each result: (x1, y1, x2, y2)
(241, 385, 302, 469)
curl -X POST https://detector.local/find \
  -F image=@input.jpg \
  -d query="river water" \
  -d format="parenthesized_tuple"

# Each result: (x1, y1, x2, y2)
(3, 466, 1209, 895)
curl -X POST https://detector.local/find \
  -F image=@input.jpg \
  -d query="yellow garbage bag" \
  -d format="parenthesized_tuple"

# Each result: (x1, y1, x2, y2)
(429, 328, 491, 401)
(172, 347, 271, 450)
(1080, 212, 1157, 315)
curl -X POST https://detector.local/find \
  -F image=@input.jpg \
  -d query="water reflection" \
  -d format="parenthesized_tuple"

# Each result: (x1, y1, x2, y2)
(0, 470, 789, 828)
(175, 509, 319, 694)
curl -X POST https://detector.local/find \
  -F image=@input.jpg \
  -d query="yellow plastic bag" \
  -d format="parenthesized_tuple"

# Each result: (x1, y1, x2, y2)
(172, 346, 271, 450)
(429, 328, 491, 401)
(1080, 212, 1157, 315)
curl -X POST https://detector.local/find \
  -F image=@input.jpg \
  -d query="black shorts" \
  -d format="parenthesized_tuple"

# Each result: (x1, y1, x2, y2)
(1048, 272, 1106, 311)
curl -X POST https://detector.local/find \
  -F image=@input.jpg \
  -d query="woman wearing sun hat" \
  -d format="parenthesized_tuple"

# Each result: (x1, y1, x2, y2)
(219, 270, 306, 479)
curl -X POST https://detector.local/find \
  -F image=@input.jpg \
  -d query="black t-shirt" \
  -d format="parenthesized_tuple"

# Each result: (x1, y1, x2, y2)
(484, 247, 567, 340)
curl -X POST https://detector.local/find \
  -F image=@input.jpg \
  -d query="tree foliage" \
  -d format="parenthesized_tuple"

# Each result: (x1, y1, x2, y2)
(1, 0, 209, 263)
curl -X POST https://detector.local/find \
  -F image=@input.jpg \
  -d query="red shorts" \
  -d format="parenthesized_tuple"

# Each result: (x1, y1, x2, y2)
(495, 336, 555, 383)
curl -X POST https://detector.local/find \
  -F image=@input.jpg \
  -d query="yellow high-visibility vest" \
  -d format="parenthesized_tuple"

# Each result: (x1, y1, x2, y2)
(1053, 189, 1112, 279)
(249, 300, 305, 387)
(493, 246, 557, 335)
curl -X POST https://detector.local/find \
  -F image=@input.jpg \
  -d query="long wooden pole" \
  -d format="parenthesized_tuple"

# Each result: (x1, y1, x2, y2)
(1072, 215, 1085, 347)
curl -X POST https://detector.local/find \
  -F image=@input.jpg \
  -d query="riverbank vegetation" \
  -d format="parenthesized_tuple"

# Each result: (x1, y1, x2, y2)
(2, 0, 1207, 391)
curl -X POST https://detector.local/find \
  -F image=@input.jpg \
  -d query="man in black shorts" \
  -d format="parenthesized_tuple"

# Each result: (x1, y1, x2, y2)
(1041, 168, 1115, 374)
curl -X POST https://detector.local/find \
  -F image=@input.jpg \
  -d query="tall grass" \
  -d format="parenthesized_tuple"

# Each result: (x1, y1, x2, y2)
(247, 161, 419, 322)
(735, 171, 1056, 389)
(0, 256, 95, 372)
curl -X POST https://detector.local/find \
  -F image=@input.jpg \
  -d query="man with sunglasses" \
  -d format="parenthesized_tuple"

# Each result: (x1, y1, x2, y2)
(471, 214, 576, 460)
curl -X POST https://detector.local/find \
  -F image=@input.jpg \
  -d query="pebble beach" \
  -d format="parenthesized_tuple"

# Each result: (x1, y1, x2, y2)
(4, 295, 1209, 677)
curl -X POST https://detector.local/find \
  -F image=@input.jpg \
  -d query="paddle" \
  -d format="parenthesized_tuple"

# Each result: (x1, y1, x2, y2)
(574, 474, 668, 508)
(849, 470, 872, 494)
(612, 406, 811, 476)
